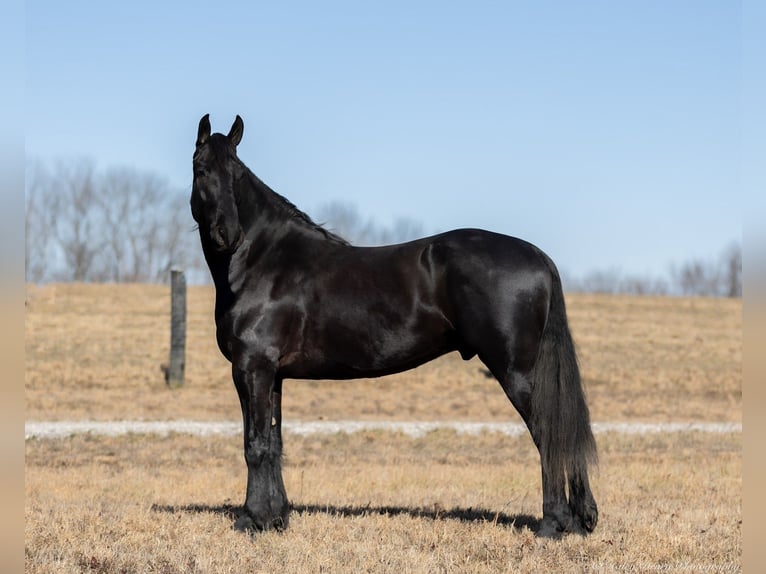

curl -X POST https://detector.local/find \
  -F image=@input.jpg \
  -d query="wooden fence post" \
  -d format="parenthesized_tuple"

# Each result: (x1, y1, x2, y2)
(168, 269, 186, 388)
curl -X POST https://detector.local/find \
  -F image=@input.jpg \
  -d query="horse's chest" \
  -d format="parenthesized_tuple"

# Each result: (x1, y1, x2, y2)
(215, 298, 305, 366)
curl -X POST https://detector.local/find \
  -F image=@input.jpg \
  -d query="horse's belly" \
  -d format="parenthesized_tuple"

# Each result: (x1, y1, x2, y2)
(284, 315, 457, 380)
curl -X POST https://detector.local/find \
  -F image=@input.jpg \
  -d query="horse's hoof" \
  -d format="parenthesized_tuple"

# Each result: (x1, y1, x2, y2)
(570, 498, 598, 533)
(233, 508, 289, 533)
(233, 514, 254, 532)
(535, 518, 564, 539)
(581, 501, 598, 533)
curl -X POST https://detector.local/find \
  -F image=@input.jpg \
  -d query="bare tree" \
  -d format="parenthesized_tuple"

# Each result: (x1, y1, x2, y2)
(314, 200, 354, 241)
(97, 167, 204, 283)
(100, 168, 174, 282)
(567, 241, 742, 298)
(25, 159, 204, 284)
(314, 200, 426, 246)
(619, 275, 669, 296)
(151, 193, 202, 283)
(574, 268, 623, 294)
(721, 242, 742, 298)
(376, 217, 425, 245)
(314, 201, 375, 244)
(675, 260, 707, 296)
(671, 243, 742, 298)
(25, 161, 55, 283)
(45, 160, 102, 281)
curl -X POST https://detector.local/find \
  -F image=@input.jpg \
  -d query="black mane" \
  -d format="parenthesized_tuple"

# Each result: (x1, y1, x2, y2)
(222, 142, 349, 246)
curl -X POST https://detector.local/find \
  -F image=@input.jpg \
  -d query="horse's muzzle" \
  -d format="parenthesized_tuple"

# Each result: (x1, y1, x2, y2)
(211, 222, 244, 253)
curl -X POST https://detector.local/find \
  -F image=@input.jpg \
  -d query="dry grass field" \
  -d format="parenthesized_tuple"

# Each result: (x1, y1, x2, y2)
(25, 284, 741, 424)
(25, 284, 742, 572)
(25, 432, 740, 573)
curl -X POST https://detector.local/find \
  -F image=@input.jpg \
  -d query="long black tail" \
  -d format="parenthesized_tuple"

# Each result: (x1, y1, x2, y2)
(530, 262, 597, 491)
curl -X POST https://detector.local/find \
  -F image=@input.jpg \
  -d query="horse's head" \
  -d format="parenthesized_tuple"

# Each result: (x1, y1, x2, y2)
(191, 114, 246, 254)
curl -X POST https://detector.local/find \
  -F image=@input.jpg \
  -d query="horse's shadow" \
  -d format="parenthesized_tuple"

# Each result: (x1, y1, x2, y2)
(151, 502, 540, 533)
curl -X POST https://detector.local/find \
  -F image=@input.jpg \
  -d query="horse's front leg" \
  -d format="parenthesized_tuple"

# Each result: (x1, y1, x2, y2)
(231, 365, 289, 532)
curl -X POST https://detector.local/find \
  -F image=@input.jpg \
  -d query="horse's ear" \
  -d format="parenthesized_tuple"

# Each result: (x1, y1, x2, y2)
(228, 115, 244, 147)
(197, 114, 211, 147)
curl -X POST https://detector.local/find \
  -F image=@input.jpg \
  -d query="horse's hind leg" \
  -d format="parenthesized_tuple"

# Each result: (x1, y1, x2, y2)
(507, 375, 578, 537)
(484, 360, 580, 538)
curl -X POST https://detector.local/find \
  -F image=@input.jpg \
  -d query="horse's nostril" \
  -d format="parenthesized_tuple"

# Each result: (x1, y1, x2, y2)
(211, 224, 227, 247)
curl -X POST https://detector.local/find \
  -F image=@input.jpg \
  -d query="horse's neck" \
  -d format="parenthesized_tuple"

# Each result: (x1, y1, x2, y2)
(236, 173, 318, 246)
(234, 173, 265, 232)
(206, 171, 345, 306)
(236, 173, 284, 234)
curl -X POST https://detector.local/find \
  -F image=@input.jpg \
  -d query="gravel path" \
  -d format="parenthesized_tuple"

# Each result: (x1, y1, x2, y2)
(25, 420, 742, 440)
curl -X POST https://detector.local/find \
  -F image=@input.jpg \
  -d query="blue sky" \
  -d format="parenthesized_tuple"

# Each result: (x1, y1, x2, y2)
(26, 0, 745, 279)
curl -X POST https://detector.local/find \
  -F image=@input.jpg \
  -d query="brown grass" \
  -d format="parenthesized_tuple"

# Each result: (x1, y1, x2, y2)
(25, 431, 740, 573)
(25, 284, 742, 572)
(25, 284, 741, 423)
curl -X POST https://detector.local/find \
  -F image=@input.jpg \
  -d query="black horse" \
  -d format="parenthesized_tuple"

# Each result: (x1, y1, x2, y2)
(190, 115, 598, 538)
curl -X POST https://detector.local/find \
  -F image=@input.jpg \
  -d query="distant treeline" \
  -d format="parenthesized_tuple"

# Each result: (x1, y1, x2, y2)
(25, 159, 741, 297)
(26, 159, 200, 284)
(564, 241, 742, 298)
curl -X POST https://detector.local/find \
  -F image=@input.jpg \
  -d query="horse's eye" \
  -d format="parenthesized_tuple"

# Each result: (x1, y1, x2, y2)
(194, 169, 207, 179)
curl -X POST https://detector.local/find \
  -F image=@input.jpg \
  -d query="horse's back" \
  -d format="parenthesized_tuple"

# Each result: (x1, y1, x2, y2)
(426, 228, 552, 271)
